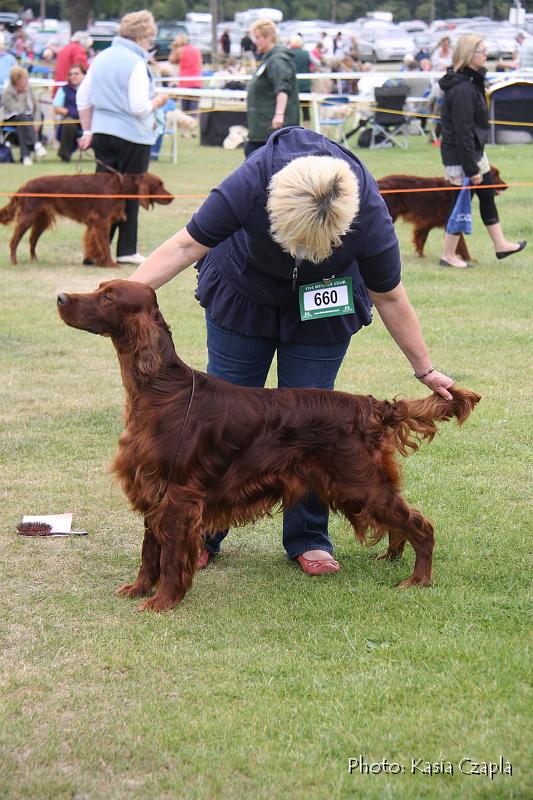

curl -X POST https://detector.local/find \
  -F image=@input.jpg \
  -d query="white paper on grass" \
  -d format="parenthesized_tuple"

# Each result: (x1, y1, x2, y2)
(22, 512, 73, 533)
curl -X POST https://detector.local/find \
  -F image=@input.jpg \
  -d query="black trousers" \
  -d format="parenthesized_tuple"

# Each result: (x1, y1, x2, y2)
(92, 133, 151, 257)
(57, 118, 82, 162)
(475, 170, 499, 227)
(9, 114, 37, 159)
(244, 140, 266, 157)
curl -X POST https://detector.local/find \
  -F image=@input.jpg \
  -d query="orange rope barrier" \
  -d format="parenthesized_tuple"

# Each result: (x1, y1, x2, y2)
(1, 181, 532, 201)
(0, 192, 207, 199)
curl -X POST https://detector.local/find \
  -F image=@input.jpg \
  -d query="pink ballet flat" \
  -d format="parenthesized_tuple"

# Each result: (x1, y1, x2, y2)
(295, 553, 340, 576)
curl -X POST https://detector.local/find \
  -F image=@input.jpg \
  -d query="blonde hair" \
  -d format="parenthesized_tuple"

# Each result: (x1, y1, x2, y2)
(172, 32, 189, 48)
(289, 34, 303, 48)
(267, 156, 359, 263)
(250, 19, 278, 43)
(10, 65, 28, 85)
(452, 34, 484, 71)
(118, 10, 156, 43)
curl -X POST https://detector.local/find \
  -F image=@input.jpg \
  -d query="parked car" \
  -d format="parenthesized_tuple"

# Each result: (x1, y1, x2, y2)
(26, 19, 71, 56)
(88, 20, 119, 53)
(364, 25, 416, 61)
(0, 11, 20, 33)
(154, 21, 187, 60)
(451, 22, 527, 59)
(398, 20, 428, 34)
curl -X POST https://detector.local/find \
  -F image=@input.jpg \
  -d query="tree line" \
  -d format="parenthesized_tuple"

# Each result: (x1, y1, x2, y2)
(8, 0, 512, 31)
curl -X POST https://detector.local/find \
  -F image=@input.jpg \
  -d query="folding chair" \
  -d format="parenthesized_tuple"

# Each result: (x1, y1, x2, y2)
(369, 85, 410, 149)
(317, 96, 351, 145)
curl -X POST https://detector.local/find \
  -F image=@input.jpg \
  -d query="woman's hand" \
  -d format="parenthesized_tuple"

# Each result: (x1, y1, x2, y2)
(470, 173, 482, 185)
(78, 132, 93, 151)
(418, 369, 455, 400)
(152, 93, 170, 110)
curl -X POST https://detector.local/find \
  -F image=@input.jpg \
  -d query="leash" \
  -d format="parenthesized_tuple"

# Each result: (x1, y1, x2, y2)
(94, 157, 123, 178)
(159, 367, 196, 500)
(72, 151, 124, 178)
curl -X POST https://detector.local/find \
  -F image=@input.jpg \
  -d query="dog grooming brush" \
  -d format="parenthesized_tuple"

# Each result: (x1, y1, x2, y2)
(17, 513, 88, 537)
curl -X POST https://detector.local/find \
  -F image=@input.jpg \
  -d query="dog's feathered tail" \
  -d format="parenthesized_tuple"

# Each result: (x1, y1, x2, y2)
(380, 385, 480, 456)
(0, 197, 19, 225)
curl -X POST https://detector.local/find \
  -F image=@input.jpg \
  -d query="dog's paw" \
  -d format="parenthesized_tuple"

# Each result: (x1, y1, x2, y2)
(376, 549, 402, 561)
(397, 576, 431, 588)
(137, 595, 175, 612)
(116, 582, 152, 598)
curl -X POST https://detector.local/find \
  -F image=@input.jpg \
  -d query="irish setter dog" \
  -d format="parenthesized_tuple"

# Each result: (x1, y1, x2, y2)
(378, 166, 506, 260)
(0, 172, 173, 267)
(57, 280, 480, 612)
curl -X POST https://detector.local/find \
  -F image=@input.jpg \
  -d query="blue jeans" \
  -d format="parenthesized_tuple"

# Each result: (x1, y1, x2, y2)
(203, 312, 351, 559)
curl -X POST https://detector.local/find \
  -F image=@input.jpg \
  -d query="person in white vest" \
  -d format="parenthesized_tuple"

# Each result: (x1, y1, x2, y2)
(76, 10, 168, 265)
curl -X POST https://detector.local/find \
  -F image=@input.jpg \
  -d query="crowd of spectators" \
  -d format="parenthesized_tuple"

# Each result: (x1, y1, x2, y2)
(1, 14, 532, 168)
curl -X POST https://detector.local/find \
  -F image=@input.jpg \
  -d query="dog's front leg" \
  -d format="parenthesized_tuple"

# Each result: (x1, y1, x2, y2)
(116, 517, 160, 599)
(83, 219, 115, 267)
(376, 531, 406, 561)
(139, 515, 202, 612)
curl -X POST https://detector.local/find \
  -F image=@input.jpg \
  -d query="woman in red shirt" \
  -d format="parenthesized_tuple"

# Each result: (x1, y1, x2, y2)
(169, 33, 202, 113)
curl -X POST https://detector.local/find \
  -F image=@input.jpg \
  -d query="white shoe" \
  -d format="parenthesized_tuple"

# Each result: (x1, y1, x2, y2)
(22, 156, 33, 166)
(116, 253, 146, 265)
(34, 142, 47, 159)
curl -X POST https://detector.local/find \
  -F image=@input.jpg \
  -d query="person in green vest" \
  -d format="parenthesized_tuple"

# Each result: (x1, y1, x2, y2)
(245, 18, 299, 156)
(289, 34, 313, 127)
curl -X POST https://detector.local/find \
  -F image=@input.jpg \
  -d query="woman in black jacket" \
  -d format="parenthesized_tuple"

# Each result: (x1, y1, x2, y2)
(438, 35, 526, 268)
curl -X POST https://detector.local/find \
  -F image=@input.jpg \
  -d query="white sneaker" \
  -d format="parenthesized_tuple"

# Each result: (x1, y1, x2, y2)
(116, 253, 146, 265)
(22, 156, 33, 166)
(34, 142, 47, 159)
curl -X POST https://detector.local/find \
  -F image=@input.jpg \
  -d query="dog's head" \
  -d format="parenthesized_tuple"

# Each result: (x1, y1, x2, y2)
(139, 172, 174, 209)
(57, 280, 166, 375)
(489, 165, 507, 196)
(121, 173, 174, 210)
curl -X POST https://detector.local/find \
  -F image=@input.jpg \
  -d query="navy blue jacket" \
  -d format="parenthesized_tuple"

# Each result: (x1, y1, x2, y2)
(187, 127, 400, 344)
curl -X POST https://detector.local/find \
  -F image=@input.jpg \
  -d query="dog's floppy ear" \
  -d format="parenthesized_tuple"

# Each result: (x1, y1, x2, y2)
(126, 311, 162, 375)
(137, 174, 153, 210)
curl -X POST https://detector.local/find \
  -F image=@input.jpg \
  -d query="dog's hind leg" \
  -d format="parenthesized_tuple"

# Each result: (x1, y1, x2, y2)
(369, 494, 434, 586)
(9, 218, 32, 265)
(29, 211, 51, 260)
(116, 518, 161, 599)
(413, 226, 431, 257)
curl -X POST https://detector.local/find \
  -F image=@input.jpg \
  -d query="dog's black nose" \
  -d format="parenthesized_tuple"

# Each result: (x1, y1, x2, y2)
(57, 293, 69, 305)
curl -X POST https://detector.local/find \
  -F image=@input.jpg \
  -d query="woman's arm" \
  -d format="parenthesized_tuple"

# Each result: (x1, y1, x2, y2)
(127, 227, 211, 289)
(272, 91, 288, 128)
(76, 68, 93, 149)
(128, 61, 169, 117)
(368, 283, 454, 400)
(452, 84, 481, 178)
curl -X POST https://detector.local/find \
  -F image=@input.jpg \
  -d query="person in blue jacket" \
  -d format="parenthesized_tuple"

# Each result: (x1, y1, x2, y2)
(129, 127, 454, 575)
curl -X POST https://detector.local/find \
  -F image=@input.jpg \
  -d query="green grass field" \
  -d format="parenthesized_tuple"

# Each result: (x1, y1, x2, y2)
(1, 136, 532, 800)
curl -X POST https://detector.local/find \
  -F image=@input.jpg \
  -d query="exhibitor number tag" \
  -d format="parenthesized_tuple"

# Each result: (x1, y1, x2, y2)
(298, 277, 355, 321)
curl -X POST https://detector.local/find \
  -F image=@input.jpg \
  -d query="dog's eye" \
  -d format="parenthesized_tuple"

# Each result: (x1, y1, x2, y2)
(102, 294, 113, 302)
